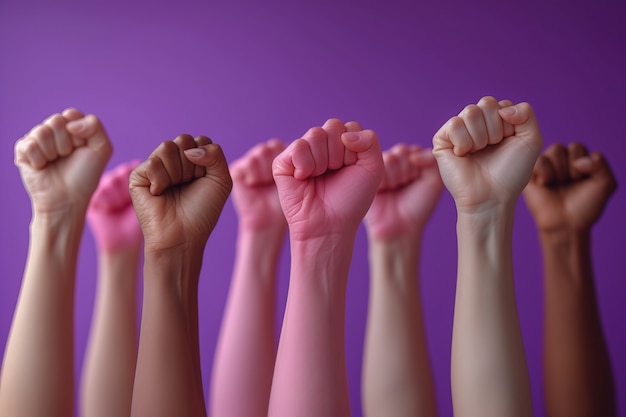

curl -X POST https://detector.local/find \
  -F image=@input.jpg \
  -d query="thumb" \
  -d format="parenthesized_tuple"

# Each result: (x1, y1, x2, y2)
(66, 114, 113, 155)
(498, 102, 543, 154)
(184, 143, 233, 189)
(341, 130, 384, 172)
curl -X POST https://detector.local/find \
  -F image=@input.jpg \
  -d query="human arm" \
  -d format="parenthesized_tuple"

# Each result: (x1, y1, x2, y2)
(432, 96, 542, 417)
(362, 144, 443, 417)
(522, 143, 617, 417)
(210, 139, 287, 417)
(0, 109, 112, 417)
(267, 119, 384, 417)
(80, 160, 143, 417)
(129, 135, 232, 417)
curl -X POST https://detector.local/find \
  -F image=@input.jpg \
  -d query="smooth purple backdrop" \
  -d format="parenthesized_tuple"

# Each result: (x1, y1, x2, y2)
(1, 1, 624, 416)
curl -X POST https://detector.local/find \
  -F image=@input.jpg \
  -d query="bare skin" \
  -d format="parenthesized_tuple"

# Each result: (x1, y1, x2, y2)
(0, 109, 112, 417)
(81, 160, 143, 417)
(268, 118, 384, 417)
(432, 96, 542, 417)
(210, 139, 287, 417)
(362, 144, 443, 417)
(523, 142, 617, 417)
(129, 135, 232, 417)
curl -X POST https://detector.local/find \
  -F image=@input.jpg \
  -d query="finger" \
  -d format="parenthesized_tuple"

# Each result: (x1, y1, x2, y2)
(574, 152, 618, 195)
(477, 96, 503, 145)
(343, 121, 361, 165)
(183, 142, 232, 189)
(66, 114, 112, 154)
(302, 126, 329, 176)
(62, 108, 85, 121)
(543, 143, 569, 183)
(148, 140, 181, 194)
(341, 129, 384, 181)
(382, 151, 401, 189)
(173, 134, 199, 184)
(256, 140, 284, 184)
(192, 136, 212, 179)
(498, 100, 515, 137)
(321, 119, 346, 170)
(44, 113, 74, 157)
(140, 155, 171, 196)
(408, 146, 437, 168)
(29, 124, 58, 161)
(287, 138, 316, 180)
(497, 102, 543, 152)
(433, 116, 473, 156)
(459, 104, 489, 151)
(14, 136, 47, 169)
(391, 144, 414, 186)
(62, 109, 87, 146)
(567, 142, 589, 180)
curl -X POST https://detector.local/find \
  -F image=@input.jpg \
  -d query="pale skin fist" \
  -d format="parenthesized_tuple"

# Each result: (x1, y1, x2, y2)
(522, 142, 617, 232)
(364, 144, 444, 240)
(432, 96, 543, 213)
(230, 139, 287, 231)
(272, 118, 385, 241)
(14, 109, 113, 216)
(87, 160, 143, 252)
(128, 135, 233, 254)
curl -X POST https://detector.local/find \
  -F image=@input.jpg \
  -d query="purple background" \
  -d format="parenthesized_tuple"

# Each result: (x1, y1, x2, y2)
(1, 1, 624, 416)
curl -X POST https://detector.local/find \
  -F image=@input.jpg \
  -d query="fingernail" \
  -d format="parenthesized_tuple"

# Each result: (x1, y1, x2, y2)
(342, 132, 360, 143)
(67, 119, 85, 132)
(499, 107, 516, 117)
(185, 148, 205, 158)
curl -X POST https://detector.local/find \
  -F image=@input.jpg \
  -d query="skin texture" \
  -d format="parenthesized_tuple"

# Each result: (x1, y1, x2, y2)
(210, 139, 287, 417)
(268, 118, 384, 417)
(81, 160, 143, 417)
(362, 144, 443, 417)
(0, 109, 112, 417)
(432, 96, 542, 417)
(523, 143, 617, 417)
(128, 135, 232, 417)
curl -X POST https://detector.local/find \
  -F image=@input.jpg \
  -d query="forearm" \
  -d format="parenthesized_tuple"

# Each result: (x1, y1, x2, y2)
(540, 229, 616, 417)
(363, 235, 437, 417)
(0, 214, 84, 417)
(81, 248, 140, 417)
(131, 248, 206, 417)
(268, 235, 354, 417)
(211, 228, 284, 417)
(451, 207, 531, 417)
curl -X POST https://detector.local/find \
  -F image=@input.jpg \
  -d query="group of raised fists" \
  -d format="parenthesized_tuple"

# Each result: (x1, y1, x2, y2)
(1, 97, 617, 417)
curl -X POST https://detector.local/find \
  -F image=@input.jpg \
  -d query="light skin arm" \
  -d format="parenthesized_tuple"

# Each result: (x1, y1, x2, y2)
(129, 135, 232, 417)
(0, 110, 112, 417)
(432, 96, 542, 417)
(210, 139, 287, 417)
(362, 144, 443, 417)
(268, 119, 384, 417)
(522, 143, 617, 417)
(80, 160, 143, 417)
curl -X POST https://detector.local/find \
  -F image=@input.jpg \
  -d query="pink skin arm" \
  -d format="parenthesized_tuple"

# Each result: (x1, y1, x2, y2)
(129, 135, 232, 417)
(432, 97, 542, 417)
(0, 109, 112, 417)
(362, 144, 443, 417)
(523, 143, 617, 417)
(268, 119, 384, 417)
(210, 139, 287, 417)
(80, 161, 143, 417)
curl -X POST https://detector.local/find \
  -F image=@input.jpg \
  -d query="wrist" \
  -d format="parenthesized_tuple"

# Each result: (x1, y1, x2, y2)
(368, 236, 420, 286)
(290, 234, 355, 285)
(456, 204, 515, 275)
(539, 228, 593, 284)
